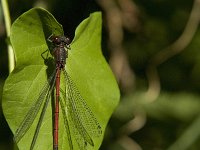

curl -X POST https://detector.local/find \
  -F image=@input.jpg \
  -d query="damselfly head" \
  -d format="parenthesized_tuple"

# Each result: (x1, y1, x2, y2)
(48, 35, 71, 46)
(64, 36, 71, 45)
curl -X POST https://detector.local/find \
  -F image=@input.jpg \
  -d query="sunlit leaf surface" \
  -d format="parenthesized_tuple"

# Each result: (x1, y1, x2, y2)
(2, 8, 120, 150)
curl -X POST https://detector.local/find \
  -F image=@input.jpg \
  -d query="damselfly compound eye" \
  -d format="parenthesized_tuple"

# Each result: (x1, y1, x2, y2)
(64, 36, 71, 45)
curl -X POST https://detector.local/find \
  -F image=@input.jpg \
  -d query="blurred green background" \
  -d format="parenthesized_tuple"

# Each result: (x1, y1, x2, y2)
(1, 0, 200, 150)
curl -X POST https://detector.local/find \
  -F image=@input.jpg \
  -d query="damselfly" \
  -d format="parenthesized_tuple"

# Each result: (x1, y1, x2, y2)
(14, 35, 102, 150)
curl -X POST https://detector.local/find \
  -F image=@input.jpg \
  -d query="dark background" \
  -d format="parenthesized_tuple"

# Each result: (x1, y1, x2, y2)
(1, 0, 200, 150)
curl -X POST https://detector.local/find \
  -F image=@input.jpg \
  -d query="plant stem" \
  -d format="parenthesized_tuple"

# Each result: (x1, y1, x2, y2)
(1, 0, 15, 73)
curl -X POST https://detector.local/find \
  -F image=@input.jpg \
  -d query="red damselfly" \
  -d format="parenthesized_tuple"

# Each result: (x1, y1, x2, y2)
(13, 35, 102, 150)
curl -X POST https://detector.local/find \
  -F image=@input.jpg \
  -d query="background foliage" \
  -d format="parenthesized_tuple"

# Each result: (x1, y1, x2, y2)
(1, 0, 200, 150)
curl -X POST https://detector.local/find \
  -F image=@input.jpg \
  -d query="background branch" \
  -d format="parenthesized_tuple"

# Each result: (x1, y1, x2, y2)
(145, 0, 200, 102)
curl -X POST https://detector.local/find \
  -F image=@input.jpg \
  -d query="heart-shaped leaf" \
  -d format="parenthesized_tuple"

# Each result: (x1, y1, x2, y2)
(2, 8, 120, 150)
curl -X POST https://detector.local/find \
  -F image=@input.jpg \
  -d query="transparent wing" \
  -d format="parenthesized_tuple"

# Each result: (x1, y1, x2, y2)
(14, 69, 56, 143)
(60, 89, 86, 150)
(30, 71, 56, 150)
(62, 69, 102, 148)
(59, 92, 73, 150)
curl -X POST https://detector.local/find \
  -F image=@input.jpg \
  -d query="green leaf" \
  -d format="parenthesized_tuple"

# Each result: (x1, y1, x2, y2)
(2, 8, 120, 150)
